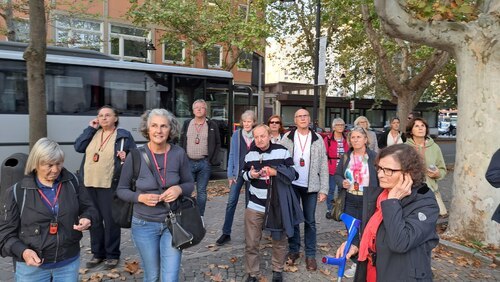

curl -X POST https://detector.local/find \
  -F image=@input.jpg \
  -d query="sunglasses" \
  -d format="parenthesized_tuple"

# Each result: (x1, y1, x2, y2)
(269, 121, 281, 125)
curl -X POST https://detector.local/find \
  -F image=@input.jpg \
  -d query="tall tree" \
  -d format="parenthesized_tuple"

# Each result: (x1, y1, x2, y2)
(375, 0, 499, 245)
(127, 0, 270, 71)
(24, 0, 47, 147)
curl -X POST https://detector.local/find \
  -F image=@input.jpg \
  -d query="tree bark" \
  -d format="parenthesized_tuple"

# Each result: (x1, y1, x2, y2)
(374, 0, 500, 245)
(23, 0, 47, 148)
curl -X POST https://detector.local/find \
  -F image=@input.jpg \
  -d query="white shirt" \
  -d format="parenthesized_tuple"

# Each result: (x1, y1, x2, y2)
(292, 130, 312, 187)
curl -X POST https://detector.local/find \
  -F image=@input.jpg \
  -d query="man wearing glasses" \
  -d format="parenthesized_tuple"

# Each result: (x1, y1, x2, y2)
(280, 109, 329, 271)
(180, 99, 221, 216)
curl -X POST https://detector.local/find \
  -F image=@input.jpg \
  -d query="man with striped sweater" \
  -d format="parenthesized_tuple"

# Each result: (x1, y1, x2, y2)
(242, 124, 296, 282)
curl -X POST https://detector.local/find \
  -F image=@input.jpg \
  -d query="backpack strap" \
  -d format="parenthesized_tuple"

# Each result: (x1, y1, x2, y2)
(12, 183, 27, 217)
(130, 148, 142, 192)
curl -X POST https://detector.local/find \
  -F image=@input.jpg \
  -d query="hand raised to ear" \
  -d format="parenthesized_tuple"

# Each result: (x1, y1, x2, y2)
(388, 173, 413, 200)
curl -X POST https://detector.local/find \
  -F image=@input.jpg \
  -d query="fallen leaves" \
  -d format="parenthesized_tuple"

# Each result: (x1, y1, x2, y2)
(124, 260, 141, 274)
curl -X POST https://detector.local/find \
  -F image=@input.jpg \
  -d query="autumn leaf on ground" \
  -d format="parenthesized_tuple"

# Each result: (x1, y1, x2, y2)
(79, 268, 89, 275)
(284, 264, 299, 272)
(124, 260, 141, 274)
(229, 257, 238, 263)
(206, 244, 219, 252)
(209, 264, 216, 269)
(258, 276, 268, 282)
(210, 273, 223, 282)
(319, 268, 332, 276)
(105, 272, 121, 279)
(218, 264, 229, 269)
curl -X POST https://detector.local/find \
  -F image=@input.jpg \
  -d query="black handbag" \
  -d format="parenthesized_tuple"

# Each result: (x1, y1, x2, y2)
(165, 196, 206, 250)
(111, 148, 141, 228)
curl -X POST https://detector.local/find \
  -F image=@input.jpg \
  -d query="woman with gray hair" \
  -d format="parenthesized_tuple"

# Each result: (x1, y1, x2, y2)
(324, 118, 349, 219)
(216, 110, 256, 246)
(334, 126, 378, 278)
(117, 109, 194, 281)
(0, 138, 97, 281)
(354, 116, 379, 153)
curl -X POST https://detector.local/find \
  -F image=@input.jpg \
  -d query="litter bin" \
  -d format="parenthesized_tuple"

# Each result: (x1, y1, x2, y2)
(1, 153, 28, 192)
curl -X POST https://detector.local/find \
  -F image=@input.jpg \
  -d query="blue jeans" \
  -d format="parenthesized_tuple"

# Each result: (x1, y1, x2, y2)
(131, 217, 182, 282)
(221, 175, 249, 235)
(15, 256, 80, 282)
(288, 185, 318, 258)
(189, 158, 211, 216)
(326, 175, 338, 211)
(344, 193, 363, 221)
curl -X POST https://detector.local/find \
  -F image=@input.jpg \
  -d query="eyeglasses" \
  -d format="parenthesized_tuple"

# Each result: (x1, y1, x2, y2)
(98, 114, 115, 119)
(376, 165, 402, 176)
(295, 114, 309, 119)
(269, 121, 281, 125)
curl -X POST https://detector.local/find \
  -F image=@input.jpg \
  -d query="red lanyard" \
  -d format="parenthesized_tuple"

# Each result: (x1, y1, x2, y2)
(99, 128, 116, 151)
(150, 148, 167, 186)
(194, 120, 205, 134)
(38, 182, 62, 214)
(297, 132, 309, 157)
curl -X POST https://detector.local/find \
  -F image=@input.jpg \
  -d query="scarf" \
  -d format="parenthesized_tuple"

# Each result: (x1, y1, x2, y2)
(358, 189, 389, 282)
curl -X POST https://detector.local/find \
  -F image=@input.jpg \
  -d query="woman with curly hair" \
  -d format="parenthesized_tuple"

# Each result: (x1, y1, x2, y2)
(335, 144, 439, 281)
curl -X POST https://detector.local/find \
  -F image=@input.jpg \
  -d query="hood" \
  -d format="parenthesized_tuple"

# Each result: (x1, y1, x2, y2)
(406, 136, 436, 148)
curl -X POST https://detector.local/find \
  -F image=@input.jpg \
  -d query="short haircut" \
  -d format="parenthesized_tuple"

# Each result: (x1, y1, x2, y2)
(25, 138, 64, 175)
(267, 115, 285, 133)
(376, 144, 426, 187)
(405, 117, 429, 139)
(390, 117, 400, 123)
(347, 126, 370, 147)
(354, 116, 371, 128)
(331, 118, 346, 128)
(240, 110, 256, 123)
(140, 108, 181, 142)
(253, 124, 271, 135)
(192, 99, 207, 109)
(98, 105, 119, 127)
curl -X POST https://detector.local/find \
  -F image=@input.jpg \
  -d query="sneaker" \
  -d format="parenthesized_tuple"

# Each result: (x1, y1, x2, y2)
(325, 211, 333, 220)
(86, 256, 104, 268)
(344, 263, 357, 278)
(104, 259, 119, 270)
(216, 234, 231, 246)
(272, 271, 283, 282)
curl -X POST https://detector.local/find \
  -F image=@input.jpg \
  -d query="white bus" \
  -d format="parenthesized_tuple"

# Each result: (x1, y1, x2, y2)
(0, 42, 234, 174)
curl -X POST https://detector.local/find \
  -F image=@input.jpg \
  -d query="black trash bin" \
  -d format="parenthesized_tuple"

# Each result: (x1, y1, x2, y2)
(1, 153, 28, 192)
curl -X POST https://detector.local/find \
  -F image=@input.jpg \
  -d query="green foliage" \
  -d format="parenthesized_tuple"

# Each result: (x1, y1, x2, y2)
(406, 0, 479, 21)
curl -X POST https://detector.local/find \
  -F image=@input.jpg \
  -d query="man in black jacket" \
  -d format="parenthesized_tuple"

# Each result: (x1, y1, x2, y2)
(179, 99, 221, 216)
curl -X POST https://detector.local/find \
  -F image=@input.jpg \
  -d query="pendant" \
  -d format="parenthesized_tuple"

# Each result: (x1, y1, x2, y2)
(195, 137, 200, 144)
(93, 153, 100, 162)
(354, 182, 359, 191)
(299, 158, 305, 167)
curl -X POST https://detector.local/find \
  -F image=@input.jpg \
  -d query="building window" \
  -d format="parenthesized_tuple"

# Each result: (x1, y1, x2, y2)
(12, 19, 30, 43)
(163, 40, 185, 64)
(207, 45, 222, 68)
(109, 24, 149, 61)
(237, 51, 252, 71)
(55, 17, 102, 51)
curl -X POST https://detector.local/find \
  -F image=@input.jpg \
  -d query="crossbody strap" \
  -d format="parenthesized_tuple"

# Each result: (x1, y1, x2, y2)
(139, 147, 173, 211)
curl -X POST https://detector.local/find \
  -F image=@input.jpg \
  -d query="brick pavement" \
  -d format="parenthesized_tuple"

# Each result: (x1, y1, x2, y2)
(1, 167, 499, 281)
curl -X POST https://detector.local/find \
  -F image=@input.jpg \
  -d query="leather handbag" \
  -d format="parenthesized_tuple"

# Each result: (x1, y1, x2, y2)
(331, 188, 346, 222)
(165, 196, 206, 250)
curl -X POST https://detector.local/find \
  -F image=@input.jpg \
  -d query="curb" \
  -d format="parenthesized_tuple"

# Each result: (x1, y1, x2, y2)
(439, 239, 496, 265)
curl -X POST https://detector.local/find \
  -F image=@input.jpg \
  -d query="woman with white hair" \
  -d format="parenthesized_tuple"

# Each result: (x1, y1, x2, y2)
(354, 116, 379, 153)
(0, 138, 97, 281)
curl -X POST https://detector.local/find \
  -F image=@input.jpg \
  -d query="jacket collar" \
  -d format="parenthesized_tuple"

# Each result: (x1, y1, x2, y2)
(286, 128, 319, 143)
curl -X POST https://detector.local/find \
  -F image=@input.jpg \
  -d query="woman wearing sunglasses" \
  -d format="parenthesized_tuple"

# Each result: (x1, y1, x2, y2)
(267, 115, 285, 144)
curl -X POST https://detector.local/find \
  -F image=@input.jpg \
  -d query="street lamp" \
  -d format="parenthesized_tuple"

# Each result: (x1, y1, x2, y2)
(341, 67, 372, 110)
(143, 39, 156, 63)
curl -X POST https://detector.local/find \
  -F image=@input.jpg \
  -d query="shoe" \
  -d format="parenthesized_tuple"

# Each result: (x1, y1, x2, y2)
(104, 259, 119, 270)
(246, 275, 257, 282)
(439, 214, 449, 219)
(272, 271, 283, 282)
(325, 211, 333, 220)
(286, 252, 300, 264)
(305, 257, 317, 271)
(216, 234, 231, 246)
(86, 256, 104, 268)
(344, 263, 357, 278)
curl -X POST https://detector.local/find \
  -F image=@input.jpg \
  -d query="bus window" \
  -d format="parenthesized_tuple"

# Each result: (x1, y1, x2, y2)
(173, 76, 204, 123)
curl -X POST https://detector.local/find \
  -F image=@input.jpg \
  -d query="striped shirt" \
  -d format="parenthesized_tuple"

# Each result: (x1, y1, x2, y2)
(242, 143, 294, 212)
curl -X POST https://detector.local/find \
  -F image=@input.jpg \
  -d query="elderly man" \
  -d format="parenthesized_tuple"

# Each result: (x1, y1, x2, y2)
(242, 124, 301, 282)
(180, 99, 221, 216)
(280, 109, 329, 271)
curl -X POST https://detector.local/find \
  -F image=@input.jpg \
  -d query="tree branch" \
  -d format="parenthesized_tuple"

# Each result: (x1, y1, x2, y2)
(408, 50, 450, 92)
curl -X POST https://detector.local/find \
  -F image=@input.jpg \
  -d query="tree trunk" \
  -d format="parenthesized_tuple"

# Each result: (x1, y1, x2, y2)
(394, 91, 415, 132)
(24, 0, 47, 148)
(446, 48, 500, 244)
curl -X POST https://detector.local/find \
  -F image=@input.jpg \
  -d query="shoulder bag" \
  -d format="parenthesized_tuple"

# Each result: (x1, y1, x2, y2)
(330, 154, 349, 222)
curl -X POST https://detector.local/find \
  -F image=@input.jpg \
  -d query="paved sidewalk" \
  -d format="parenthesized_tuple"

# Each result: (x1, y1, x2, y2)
(1, 173, 498, 281)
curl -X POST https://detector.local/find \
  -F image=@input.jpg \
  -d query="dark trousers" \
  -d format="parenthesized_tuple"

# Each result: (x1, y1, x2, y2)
(87, 187, 121, 259)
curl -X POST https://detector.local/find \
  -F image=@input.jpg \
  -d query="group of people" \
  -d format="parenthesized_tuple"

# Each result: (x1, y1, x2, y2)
(0, 101, 463, 282)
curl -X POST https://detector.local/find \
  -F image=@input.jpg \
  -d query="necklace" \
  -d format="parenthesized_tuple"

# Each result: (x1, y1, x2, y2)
(93, 128, 116, 162)
(194, 120, 205, 144)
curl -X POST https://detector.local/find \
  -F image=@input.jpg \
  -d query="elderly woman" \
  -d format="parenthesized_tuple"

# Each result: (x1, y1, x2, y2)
(117, 109, 194, 282)
(354, 116, 378, 153)
(74, 105, 136, 269)
(334, 126, 378, 277)
(336, 144, 439, 281)
(216, 110, 256, 246)
(405, 117, 447, 217)
(378, 117, 406, 149)
(324, 118, 349, 219)
(267, 115, 285, 144)
(0, 138, 97, 281)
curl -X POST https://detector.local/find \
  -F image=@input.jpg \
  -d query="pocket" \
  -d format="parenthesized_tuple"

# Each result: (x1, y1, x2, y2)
(131, 216, 146, 226)
(19, 224, 42, 249)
